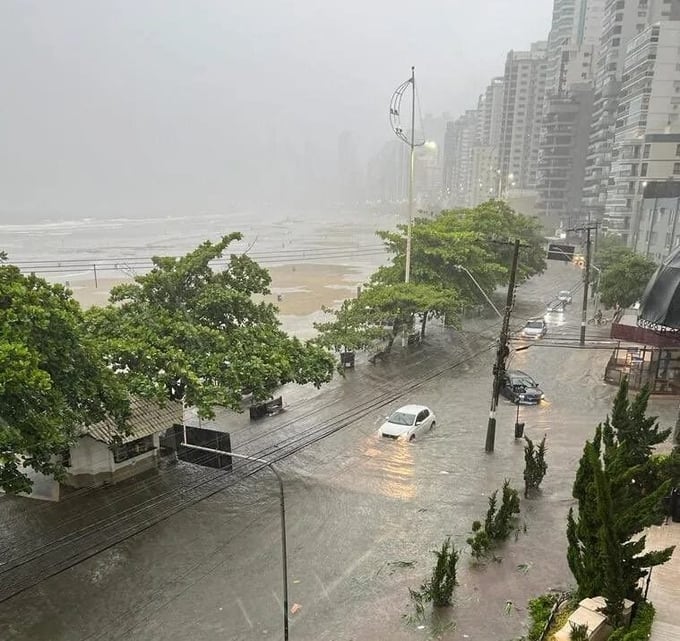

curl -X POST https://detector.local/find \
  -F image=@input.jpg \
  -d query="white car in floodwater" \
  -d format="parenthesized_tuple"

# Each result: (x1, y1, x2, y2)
(378, 404, 436, 441)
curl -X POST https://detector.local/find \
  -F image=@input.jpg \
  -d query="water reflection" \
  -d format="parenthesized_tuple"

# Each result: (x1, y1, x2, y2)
(358, 436, 416, 500)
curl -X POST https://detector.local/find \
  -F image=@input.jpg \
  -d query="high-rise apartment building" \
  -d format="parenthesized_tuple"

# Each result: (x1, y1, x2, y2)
(499, 42, 548, 194)
(606, 17, 680, 242)
(537, 84, 595, 230)
(582, 0, 679, 223)
(469, 78, 505, 205)
(545, 0, 604, 96)
(365, 140, 409, 203)
(537, 0, 604, 230)
(442, 110, 478, 207)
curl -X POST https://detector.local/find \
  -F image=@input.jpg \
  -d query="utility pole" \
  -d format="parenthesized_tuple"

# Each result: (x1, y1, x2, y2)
(568, 223, 598, 345)
(485, 238, 521, 453)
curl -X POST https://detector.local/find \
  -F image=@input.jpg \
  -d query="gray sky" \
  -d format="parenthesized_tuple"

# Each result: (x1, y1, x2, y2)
(0, 0, 552, 217)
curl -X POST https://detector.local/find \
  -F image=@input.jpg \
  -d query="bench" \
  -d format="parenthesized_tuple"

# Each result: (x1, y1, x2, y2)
(340, 351, 355, 368)
(407, 332, 421, 345)
(249, 396, 284, 420)
(368, 351, 386, 365)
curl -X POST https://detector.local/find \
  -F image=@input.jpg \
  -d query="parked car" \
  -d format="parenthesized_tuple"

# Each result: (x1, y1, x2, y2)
(557, 290, 573, 304)
(521, 318, 548, 339)
(546, 300, 565, 314)
(378, 404, 436, 441)
(500, 370, 544, 405)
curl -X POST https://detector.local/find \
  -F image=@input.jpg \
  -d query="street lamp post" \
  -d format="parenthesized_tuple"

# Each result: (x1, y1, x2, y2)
(454, 265, 502, 318)
(179, 439, 290, 641)
(228, 452, 290, 641)
(390, 66, 425, 284)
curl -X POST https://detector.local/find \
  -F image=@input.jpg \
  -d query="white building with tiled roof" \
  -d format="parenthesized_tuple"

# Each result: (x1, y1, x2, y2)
(62, 398, 182, 491)
(15, 398, 182, 501)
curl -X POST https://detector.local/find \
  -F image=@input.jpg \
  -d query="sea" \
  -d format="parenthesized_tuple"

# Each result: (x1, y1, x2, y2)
(1, 208, 397, 284)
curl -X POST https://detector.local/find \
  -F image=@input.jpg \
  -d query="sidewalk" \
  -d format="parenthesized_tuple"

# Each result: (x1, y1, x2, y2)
(646, 521, 680, 641)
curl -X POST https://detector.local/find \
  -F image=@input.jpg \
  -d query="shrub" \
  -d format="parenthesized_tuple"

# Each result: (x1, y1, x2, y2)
(422, 537, 459, 607)
(569, 622, 589, 640)
(526, 594, 558, 641)
(608, 602, 655, 641)
(407, 537, 460, 616)
(467, 480, 521, 559)
(523, 435, 548, 497)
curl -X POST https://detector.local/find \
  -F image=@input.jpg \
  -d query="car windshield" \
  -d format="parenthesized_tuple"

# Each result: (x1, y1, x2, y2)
(512, 376, 536, 388)
(388, 411, 416, 426)
(559, 291, 570, 297)
(525, 321, 544, 329)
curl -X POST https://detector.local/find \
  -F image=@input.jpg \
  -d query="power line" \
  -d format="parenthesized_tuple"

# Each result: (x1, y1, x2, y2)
(0, 335, 498, 601)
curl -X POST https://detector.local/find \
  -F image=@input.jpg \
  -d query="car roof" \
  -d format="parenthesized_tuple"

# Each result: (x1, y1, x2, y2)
(559, 290, 570, 294)
(525, 318, 545, 324)
(393, 404, 429, 414)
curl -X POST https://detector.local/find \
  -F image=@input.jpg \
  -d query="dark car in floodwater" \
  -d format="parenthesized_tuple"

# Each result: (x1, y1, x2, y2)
(500, 370, 544, 405)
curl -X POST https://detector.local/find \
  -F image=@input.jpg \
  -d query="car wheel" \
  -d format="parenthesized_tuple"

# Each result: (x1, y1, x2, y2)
(409, 434, 416, 442)
(430, 421, 436, 430)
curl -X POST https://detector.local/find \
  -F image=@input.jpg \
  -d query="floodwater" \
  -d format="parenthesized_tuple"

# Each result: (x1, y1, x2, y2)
(1, 262, 677, 641)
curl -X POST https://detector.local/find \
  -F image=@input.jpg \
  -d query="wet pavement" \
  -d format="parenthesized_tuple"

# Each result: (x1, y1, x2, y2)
(1, 261, 679, 641)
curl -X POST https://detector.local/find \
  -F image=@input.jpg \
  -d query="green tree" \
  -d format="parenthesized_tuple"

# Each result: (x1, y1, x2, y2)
(423, 537, 460, 607)
(0, 264, 129, 493)
(593, 234, 628, 273)
(314, 281, 458, 355)
(374, 200, 546, 310)
(566, 381, 675, 604)
(523, 435, 548, 497)
(84, 235, 335, 417)
(598, 251, 656, 309)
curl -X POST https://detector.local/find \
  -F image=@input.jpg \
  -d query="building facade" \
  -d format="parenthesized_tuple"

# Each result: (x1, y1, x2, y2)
(605, 19, 680, 241)
(537, 83, 595, 231)
(470, 77, 505, 205)
(633, 177, 680, 260)
(583, 0, 680, 223)
(442, 110, 478, 207)
(499, 42, 549, 194)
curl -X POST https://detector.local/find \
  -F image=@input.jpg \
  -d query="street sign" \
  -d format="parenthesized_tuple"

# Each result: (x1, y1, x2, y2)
(547, 243, 575, 262)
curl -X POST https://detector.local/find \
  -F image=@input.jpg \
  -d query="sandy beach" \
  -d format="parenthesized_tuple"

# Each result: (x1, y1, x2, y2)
(66, 263, 370, 337)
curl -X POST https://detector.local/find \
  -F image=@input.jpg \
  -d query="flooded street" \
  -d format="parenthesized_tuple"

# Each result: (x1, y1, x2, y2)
(2, 262, 678, 641)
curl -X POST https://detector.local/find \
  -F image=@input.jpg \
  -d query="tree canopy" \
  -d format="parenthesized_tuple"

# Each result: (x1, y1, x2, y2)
(315, 201, 545, 352)
(314, 281, 458, 354)
(597, 250, 656, 309)
(0, 264, 130, 493)
(84, 234, 336, 417)
(374, 200, 546, 304)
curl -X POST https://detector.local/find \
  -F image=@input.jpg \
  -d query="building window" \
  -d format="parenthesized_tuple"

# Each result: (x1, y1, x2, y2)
(643, 144, 650, 158)
(676, 143, 680, 157)
(112, 435, 155, 464)
(641, 163, 648, 176)
(674, 162, 680, 175)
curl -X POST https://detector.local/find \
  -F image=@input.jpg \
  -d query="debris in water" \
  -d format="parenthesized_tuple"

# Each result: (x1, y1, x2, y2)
(388, 560, 415, 569)
(291, 603, 301, 614)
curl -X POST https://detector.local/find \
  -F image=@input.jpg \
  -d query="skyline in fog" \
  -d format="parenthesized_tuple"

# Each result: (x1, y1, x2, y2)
(0, 0, 552, 218)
